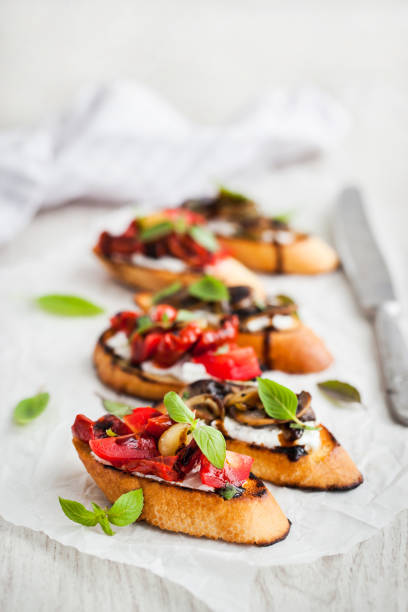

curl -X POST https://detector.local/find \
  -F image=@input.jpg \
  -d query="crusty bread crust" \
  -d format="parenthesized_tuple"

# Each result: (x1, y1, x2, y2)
(236, 324, 333, 373)
(134, 293, 333, 374)
(217, 235, 339, 275)
(93, 246, 200, 291)
(73, 438, 291, 545)
(94, 329, 185, 400)
(225, 426, 363, 491)
(93, 246, 266, 300)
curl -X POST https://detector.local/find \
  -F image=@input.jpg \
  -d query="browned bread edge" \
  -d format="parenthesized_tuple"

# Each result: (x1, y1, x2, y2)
(217, 235, 339, 275)
(225, 426, 363, 491)
(73, 438, 291, 545)
(94, 329, 185, 400)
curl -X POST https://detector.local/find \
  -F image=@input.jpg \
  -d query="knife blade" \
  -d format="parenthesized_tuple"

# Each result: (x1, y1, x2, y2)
(334, 187, 408, 426)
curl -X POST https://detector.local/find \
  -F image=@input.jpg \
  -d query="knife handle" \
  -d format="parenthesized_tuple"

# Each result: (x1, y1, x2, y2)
(374, 302, 408, 426)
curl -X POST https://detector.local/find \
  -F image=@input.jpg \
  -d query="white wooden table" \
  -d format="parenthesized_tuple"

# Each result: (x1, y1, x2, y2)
(1, 1, 408, 609)
(2, 513, 407, 611)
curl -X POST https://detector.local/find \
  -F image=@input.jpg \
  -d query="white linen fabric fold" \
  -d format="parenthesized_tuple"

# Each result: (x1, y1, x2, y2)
(0, 80, 349, 244)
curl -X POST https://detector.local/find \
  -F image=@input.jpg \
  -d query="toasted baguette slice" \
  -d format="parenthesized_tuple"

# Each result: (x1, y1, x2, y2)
(225, 426, 363, 491)
(94, 330, 185, 400)
(235, 324, 333, 373)
(135, 292, 333, 374)
(73, 438, 291, 545)
(218, 235, 339, 275)
(93, 246, 266, 301)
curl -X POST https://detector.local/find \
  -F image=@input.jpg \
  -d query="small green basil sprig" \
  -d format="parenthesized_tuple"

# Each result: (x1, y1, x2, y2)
(164, 392, 226, 469)
(257, 378, 320, 431)
(138, 216, 219, 253)
(13, 392, 50, 425)
(59, 489, 144, 536)
(152, 275, 229, 305)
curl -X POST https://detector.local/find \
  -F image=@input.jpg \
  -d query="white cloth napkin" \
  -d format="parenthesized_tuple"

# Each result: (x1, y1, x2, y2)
(0, 80, 349, 245)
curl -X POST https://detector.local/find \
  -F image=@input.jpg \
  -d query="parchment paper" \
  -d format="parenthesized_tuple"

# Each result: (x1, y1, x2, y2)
(1, 208, 408, 612)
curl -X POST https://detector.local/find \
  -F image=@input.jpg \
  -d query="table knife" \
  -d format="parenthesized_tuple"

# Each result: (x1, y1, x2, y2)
(333, 186, 408, 426)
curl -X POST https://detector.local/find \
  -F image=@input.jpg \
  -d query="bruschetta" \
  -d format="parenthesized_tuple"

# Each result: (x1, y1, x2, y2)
(94, 307, 261, 400)
(93, 207, 266, 300)
(135, 280, 333, 373)
(181, 378, 363, 491)
(182, 188, 339, 275)
(71, 404, 290, 545)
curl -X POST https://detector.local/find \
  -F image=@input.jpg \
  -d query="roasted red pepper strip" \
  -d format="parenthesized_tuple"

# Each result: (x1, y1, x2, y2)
(90, 434, 158, 466)
(125, 456, 182, 481)
(145, 414, 173, 438)
(193, 345, 261, 381)
(123, 407, 162, 434)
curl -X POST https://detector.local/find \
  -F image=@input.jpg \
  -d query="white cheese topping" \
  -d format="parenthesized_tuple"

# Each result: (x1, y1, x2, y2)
(106, 331, 131, 360)
(188, 309, 221, 326)
(275, 230, 295, 245)
(207, 219, 238, 237)
(246, 315, 271, 333)
(272, 314, 297, 330)
(245, 314, 297, 333)
(141, 359, 210, 384)
(130, 253, 188, 272)
(91, 452, 213, 491)
(223, 417, 321, 452)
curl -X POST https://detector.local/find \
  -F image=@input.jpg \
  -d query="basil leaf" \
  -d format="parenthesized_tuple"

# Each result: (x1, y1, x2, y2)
(193, 424, 226, 469)
(164, 391, 195, 425)
(36, 294, 104, 317)
(273, 210, 294, 224)
(97, 515, 115, 536)
(218, 185, 247, 202)
(181, 391, 190, 400)
(188, 226, 219, 253)
(59, 497, 98, 527)
(137, 315, 154, 335)
(217, 484, 241, 500)
(188, 275, 229, 302)
(173, 217, 188, 233)
(107, 490, 144, 526)
(13, 392, 50, 425)
(152, 282, 182, 305)
(176, 309, 199, 322)
(139, 221, 173, 242)
(106, 428, 117, 437)
(257, 377, 298, 421)
(289, 422, 321, 431)
(100, 397, 133, 417)
(276, 294, 296, 306)
(317, 380, 361, 404)
(91, 502, 115, 536)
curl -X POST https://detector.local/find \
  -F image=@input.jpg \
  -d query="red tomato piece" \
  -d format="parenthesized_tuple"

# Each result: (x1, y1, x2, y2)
(152, 304, 177, 323)
(193, 345, 261, 381)
(193, 316, 238, 355)
(123, 407, 162, 434)
(153, 322, 202, 367)
(145, 414, 173, 438)
(200, 450, 254, 488)
(72, 414, 94, 442)
(130, 331, 162, 364)
(110, 311, 139, 335)
(126, 456, 182, 481)
(90, 434, 157, 466)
